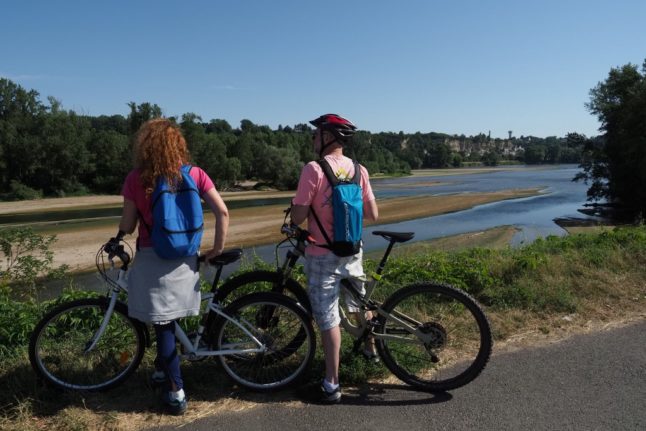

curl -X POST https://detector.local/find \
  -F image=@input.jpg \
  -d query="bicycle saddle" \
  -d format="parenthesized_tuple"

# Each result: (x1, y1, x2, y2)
(204, 248, 243, 266)
(372, 231, 415, 243)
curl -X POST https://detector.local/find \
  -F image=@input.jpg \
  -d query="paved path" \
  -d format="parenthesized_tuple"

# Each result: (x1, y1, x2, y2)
(148, 321, 646, 431)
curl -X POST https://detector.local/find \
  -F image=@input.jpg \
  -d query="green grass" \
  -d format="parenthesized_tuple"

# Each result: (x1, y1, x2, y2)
(1, 225, 646, 429)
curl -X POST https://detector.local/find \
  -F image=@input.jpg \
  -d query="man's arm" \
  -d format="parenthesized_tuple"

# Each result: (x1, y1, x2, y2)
(364, 198, 378, 222)
(290, 204, 309, 226)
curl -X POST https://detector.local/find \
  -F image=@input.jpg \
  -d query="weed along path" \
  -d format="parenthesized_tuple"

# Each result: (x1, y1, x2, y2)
(145, 320, 646, 431)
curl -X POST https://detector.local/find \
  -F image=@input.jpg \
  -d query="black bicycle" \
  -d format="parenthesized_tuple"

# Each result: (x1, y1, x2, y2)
(215, 209, 492, 392)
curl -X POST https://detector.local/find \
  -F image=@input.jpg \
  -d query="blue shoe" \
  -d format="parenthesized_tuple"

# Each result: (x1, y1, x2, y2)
(161, 391, 188, 415)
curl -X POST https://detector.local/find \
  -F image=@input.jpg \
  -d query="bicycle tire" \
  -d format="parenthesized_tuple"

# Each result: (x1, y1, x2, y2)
(29, 298, 146, 391)
(375, 282, 492, 392)
(216, 270, 311, 313)
(213, 292, 316, 391)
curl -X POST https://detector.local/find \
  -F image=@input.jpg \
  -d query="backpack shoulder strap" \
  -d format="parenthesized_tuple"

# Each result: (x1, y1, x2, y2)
(316, 159, 338, 186)
(351, 160, 361, 185)
(309, 159, 336, 248)
(179, 164, 200, 193)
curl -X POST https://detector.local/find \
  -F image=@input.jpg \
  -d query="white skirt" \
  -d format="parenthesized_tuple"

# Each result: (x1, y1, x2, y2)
(126, 248, 201, 323)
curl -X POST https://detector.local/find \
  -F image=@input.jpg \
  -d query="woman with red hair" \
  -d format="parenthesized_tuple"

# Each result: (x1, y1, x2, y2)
(107, 118, 229, 415)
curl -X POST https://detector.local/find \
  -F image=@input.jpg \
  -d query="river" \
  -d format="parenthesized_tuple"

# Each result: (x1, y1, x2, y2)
(365, 164, 596, 248)
(41, 164, 597, 296)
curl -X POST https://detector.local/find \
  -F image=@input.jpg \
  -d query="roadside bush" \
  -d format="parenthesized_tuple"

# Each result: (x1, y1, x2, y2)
(376, 247, 496, 302)
(0, 227, 74, 356)
(0, 227, 69, 300)
(3, 180, 43, 201)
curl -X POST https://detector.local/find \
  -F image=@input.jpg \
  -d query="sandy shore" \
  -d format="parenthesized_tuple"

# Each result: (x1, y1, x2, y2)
(1, 188, 540, 273)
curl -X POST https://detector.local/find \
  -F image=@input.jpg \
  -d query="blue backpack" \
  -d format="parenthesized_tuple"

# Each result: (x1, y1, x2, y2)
(311, 159, 364, 257)
(146, 165, 204, 259)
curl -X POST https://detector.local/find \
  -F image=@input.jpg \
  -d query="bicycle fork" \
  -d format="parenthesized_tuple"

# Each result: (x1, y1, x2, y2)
(84, 270, 128, 353)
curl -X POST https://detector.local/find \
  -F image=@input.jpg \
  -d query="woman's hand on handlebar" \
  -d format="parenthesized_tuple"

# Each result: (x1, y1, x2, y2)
(102, 237, 131, 265)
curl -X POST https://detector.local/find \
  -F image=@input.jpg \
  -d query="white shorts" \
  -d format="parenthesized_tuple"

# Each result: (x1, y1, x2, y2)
(304, 250, 366, 331)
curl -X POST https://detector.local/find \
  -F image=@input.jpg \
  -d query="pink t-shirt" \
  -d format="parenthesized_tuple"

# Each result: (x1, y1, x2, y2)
(122, 166, 215, 248)
(292, 155, 375, 256)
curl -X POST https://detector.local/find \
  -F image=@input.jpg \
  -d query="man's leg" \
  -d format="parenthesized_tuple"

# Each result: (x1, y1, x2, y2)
(321, 325, 341, 385)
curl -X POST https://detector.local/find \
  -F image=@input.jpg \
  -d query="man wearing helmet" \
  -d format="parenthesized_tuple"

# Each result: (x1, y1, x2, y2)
(290, 114, 379, 403)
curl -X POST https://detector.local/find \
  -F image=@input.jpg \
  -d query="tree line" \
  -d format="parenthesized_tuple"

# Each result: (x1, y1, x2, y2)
(0, 78, 587, 201)
(575, 59, 646, 220)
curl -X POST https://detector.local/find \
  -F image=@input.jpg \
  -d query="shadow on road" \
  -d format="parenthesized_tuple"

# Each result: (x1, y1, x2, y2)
(339, 383, 453, 406)
(229, 381, 453, 408)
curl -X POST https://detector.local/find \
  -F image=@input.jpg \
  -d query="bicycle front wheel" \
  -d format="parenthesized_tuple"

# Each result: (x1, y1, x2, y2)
(29, 298, 146, 391)
(213, 292, 315, 392)
(376, 283, 492, 392)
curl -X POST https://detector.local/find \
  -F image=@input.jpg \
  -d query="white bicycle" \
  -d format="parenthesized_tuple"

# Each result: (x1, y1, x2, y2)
(28, 242, 315, 392)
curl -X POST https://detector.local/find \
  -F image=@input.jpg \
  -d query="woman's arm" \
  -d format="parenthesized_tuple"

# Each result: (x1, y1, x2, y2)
(202, 187, 229, 259)
(118, 198, 139, 234)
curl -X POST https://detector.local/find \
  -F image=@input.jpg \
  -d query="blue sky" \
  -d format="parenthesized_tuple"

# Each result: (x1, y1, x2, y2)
(2, 0, 645, 138)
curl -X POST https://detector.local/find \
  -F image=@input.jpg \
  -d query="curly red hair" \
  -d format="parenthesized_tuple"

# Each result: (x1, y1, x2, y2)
(134, 119, 190, 196)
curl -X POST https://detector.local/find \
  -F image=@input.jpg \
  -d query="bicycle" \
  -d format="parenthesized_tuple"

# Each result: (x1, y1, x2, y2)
(28, 242, 316, 392)
(216, 208, 493, 392)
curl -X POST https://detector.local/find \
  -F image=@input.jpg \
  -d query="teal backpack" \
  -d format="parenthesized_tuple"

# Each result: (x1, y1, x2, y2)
(311, 159, 364, 257)
(145, 165, 204, 259)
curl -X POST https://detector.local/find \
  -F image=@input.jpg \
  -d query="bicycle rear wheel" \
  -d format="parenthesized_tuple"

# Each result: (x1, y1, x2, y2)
(376, 283, 492, 392)
(216, 270, 311, 312)
(213, 292, 315, 391)
(29, 298, 146, 391)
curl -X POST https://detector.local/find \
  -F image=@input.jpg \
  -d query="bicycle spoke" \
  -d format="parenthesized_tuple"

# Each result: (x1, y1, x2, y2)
(29, 298, 145, 391)
(215, 293, 315, 391)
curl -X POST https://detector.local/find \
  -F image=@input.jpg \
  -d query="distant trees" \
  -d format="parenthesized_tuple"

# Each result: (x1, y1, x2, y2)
(0, 77, 590, 201)
(575, 60, 646, 219)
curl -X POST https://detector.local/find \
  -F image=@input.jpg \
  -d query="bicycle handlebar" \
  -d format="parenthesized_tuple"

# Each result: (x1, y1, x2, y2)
(104, 243, 131, 266)
(281, 223, 316, 244)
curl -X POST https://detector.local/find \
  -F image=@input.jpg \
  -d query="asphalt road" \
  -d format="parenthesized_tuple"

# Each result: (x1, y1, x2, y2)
(148, 321, 646, 431)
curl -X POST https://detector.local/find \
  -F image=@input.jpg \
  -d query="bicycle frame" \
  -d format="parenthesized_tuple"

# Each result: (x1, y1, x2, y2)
(90, 253, 268, 360)
(339, 270, 433, 346)
(175, 292, 267, 359)
(279, 223, 432, 346)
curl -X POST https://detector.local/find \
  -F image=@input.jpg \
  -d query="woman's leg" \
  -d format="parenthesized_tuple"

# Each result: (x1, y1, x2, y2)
(153, 321, 183, 392)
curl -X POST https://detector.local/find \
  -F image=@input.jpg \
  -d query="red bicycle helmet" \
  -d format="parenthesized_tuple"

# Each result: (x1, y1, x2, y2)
(309, 113, 357, 143)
